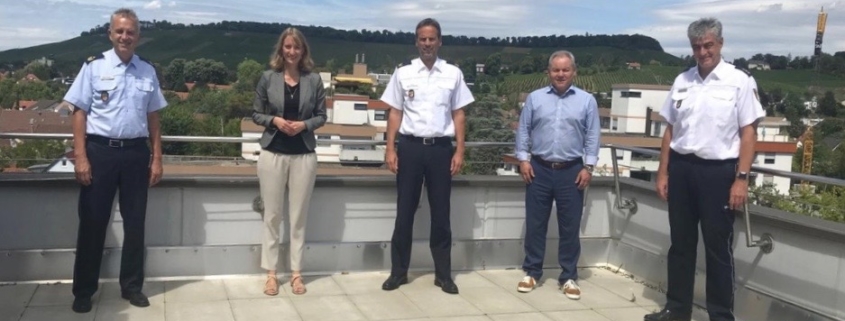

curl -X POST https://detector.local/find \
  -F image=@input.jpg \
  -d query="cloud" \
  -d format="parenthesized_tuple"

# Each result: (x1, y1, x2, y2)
(168, 1, 176, 7)
(628, 0, 845, 59)
(144, 0, 162, 9)
(0, 27, 75, 51)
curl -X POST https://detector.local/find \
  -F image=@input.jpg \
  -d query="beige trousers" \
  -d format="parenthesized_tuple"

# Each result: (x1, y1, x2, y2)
(257, 151, 317, 271)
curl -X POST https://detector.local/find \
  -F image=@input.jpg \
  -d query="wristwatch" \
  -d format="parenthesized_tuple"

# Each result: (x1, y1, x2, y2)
(585, 165, 594, 173)
(736, 171, 749, 180)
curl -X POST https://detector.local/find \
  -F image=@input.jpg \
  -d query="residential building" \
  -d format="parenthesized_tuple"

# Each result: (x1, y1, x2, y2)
(748, 60, 771, 70)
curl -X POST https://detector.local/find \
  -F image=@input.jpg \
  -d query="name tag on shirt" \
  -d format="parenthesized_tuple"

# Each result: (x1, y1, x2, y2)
(100, 76, 115, 81)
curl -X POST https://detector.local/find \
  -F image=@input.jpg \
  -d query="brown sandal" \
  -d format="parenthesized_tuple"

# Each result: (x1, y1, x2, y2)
(290, 275, 307, 295)
(264, 276, 279, 296)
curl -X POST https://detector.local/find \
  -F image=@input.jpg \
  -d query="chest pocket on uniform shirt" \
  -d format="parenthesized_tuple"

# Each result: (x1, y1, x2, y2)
(93, 79, 117, 106)
(705, 87, 737, 126)
(133, 79, 155, 111)
(401, 81, 420, 108)
(434, 80, 454, 108)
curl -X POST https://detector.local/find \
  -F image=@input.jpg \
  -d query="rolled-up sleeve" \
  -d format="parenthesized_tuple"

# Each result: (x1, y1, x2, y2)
(515, 94, 534, 162)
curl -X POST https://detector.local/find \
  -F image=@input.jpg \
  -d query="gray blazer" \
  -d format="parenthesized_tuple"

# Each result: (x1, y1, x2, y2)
(251, 70, 327, 150)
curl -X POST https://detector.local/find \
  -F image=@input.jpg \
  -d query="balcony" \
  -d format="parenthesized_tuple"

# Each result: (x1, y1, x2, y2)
(1, 135, 844, 321)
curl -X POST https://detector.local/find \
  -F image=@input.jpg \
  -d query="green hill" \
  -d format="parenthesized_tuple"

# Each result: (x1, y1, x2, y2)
(0, 29, 681, 73)
(503, 65, 845, 94)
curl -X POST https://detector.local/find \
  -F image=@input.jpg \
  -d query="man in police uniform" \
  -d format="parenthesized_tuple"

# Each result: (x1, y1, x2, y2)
(379, 18, 474, 294)
(645, 18, 765, 321)
(63, 8, 167, 313)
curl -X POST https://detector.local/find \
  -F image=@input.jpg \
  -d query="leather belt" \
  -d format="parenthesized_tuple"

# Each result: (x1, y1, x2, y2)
(532, 155, 582, 169)
(400, 134, 451, 146)
(86, 134, 148, 148)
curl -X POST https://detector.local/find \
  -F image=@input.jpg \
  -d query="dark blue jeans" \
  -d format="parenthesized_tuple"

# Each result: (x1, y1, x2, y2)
(521, 158, 584, 283)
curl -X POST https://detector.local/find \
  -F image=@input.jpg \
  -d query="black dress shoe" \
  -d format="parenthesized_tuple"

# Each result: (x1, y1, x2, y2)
(644, 309, 691, 321)
(434, 278, 459, 294)
(72, 297, 92, 313)
(121, 292, 151, 308)
(382, 274, 408, 291)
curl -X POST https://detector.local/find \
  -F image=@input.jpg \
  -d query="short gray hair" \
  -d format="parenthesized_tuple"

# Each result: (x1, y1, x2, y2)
(688, 18, 722, 41)
(548, 50, 577, 69)
(110, 8, 140, 31)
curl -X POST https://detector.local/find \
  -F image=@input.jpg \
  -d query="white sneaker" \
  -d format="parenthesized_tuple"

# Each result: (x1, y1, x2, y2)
(562, 279, 581, 300)
(517, 276, 536, 293)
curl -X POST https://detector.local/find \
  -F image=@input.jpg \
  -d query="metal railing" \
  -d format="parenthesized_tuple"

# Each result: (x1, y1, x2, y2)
(6, 132, 845, 254)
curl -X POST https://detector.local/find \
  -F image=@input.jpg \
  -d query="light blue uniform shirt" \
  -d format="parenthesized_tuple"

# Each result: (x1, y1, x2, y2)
(516, 85, 601, 165)
(64, 49, 167, 139)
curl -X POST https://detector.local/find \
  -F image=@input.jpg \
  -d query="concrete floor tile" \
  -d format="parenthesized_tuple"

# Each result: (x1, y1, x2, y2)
(164, 280, 228, 303)
(289, 295, 365, 321)
(94, 300, 165, 321)
(165, 301, 235, 321)
(348, 291, 426, 320)
(229, 298, 301, 321)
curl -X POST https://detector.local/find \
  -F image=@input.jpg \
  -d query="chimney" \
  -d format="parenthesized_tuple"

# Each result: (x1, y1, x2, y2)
(362, 53, 365, 63)
(644, 107, 653, 137)
(355, 54, 359, 63)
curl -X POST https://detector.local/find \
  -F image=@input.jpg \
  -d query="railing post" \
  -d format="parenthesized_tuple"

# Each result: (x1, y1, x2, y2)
(609, 145, 637, 215)
(744, 202, 774, 253)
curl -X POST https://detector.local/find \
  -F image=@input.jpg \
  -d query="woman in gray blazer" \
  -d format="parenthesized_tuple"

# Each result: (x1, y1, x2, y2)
(252, 27, 327, 296)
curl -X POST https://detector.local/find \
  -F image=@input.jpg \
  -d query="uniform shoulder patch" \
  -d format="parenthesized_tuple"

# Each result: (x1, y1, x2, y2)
(735, 66, 752, 76)
(84, 54, 104, 64)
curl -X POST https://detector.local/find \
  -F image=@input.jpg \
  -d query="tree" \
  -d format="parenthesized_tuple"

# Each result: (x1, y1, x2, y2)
(0, 139, 67, 169)
(22, 62, 52, 81)
(484, 53, 502, 77)
(235, 59, 263, 92)
(750, 184, 845, 223)
(164, 58, 187, 91)
(462, 94, 516, 175)
(817, 91, 839, 117)
(184, 58, 229, 84)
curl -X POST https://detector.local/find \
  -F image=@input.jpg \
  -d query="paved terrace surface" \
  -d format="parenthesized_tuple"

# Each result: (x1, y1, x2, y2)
(0, 267, 711, 321)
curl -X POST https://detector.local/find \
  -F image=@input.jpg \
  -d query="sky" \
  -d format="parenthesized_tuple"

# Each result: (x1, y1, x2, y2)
(0, 0, 843, 60)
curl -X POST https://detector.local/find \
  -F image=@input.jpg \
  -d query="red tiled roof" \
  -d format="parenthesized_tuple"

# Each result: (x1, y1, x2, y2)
(0, 110, 73, 134)
(368, 100, 391, 110)
(756, 141, 797, 153)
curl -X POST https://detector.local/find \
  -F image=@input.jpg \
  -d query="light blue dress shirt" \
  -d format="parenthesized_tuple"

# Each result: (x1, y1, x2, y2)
(64, 49, 167, 139)
(516, 85, 600, 165)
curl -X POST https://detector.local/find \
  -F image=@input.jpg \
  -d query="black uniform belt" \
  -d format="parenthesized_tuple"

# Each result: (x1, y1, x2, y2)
(400, 134, 452, 146)
(532, 155, 582, 169)
(670, 149, 737, 165)
(86, 134, 148, 148)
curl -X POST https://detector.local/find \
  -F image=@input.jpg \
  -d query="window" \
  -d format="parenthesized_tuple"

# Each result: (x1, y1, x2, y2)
(374, 110, 387, 120)
(611, 117, 618, 131)
(317, 135, 331, 147)
(763, 175, 774, 184)
(652, 122, 662, 136)
(354, 103, 367, 111)
(621, 91, 642, 98)
(764, 153, 775, 164)
(600, 117, 610, 129)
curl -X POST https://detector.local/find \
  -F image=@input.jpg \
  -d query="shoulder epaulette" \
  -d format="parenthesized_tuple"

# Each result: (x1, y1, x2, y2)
(137, 55, 153, 66)
(84, 54, 104, 65)
(735, 66, 752, 76)
(397, 59, 411, 68)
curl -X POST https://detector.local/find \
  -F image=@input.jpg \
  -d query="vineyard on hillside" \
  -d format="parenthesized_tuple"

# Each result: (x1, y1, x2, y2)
(502, 65, 845, 95)
(502, 66, 685, 94)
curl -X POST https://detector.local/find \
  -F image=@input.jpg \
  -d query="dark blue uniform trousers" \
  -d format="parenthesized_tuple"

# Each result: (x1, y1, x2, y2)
(666, 150, 737, 321)
(390, 135, 454, 281)
(73, 137, 150, 299)
(522, 158, 584, 283)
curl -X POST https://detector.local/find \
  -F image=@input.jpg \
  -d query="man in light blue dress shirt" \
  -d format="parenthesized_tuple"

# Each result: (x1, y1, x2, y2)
(514, 50, 600, 299)
(62, 8, 167, 313)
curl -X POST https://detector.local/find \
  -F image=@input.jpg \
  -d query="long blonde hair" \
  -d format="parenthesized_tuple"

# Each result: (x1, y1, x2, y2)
(269, 27, 314, 73)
